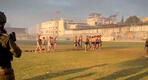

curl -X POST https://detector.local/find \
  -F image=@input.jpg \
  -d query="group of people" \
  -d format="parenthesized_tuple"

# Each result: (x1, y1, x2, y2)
(73, 35, 83, 49)
(73, 35, 102, 52)
(2, 11, 148, 80)
(35, 34, 57, 53)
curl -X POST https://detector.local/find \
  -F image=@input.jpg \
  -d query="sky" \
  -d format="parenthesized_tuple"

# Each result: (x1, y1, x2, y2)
(0, 0, 148, 28)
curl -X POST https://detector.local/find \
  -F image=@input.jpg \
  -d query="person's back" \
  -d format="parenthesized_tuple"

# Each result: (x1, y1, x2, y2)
(84, 36, 89, 43)
(84, 36, 90, 52)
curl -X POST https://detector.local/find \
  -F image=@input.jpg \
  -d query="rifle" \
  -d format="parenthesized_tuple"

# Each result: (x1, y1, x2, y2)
(9, 32, 16, 42)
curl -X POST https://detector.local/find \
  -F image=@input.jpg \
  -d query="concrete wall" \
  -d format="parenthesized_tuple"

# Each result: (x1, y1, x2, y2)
(36, 19, 148, 41)
(63, 25, 148, 40)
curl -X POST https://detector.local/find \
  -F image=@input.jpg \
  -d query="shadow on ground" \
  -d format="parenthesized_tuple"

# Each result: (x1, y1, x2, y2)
(24, 64, 107, 80)
(55, 48, 84, 53)
(55, 46, 128, 53)
(66, 72, 96, 80)
(95, 57, 148, 80)
(102, 46, 128, 50)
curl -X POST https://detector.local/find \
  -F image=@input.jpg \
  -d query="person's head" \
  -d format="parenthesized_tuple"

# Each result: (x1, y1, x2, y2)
(43, 37, 45, 39)
(0, 11, 6, 30)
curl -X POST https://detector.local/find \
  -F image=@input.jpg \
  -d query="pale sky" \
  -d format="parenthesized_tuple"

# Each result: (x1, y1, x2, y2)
(0, 0, 148, 28)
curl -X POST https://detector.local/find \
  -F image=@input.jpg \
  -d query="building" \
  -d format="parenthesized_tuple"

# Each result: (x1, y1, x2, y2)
(37, 17, 148, 41)
(87, 15, 117, 26)
(39, 20, 58, 38)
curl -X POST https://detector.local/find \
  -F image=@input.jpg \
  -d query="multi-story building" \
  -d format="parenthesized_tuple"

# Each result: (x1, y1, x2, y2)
(37, 17, 148, 41)
(39, 20, 58, 38)
(87, 15, 117, 26)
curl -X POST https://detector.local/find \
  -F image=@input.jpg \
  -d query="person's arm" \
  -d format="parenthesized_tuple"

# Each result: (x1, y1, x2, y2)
(8, 39, 22, 58)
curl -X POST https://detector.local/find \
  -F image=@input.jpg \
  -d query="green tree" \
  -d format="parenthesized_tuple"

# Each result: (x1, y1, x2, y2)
(125, 16, 141, 25)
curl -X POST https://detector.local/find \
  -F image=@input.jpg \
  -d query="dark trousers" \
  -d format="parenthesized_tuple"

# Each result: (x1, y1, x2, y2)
(0, 66, 15, 80)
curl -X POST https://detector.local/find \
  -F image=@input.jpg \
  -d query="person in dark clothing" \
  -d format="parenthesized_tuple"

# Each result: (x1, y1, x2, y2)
(145, 38, 148, 57)
(0, 11, 22, 80)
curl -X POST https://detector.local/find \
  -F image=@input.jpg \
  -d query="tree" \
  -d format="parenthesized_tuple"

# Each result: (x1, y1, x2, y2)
(125, 16, 141, 25)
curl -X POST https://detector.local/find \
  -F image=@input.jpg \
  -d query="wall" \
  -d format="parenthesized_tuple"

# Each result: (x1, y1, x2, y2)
(63, 25, 148, 40)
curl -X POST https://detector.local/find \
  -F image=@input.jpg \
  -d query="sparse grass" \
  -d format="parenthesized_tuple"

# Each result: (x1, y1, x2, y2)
(12, 40, 148, 80)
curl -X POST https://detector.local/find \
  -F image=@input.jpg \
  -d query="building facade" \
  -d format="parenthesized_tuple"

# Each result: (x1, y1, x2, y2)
(37, 18, 148, 41)
(39, 20, 59, 38)
(87, 15, 117, 26)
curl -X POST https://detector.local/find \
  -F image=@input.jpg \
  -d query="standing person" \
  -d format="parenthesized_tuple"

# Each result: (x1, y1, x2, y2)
(35, 34, 42, 53)
(91, 36, 96, 51)
(88, 36, 91, 48)
(78, 35, 83, 48)
(50, 37, 54, 51)
(94, 36, 97, 50)
(0, 11, 22, 80)
(96, 35, 100, 50)
(99, 35, 102, 49)
(84, 35, 89, 52)
(41, 37, 47, 53)
(73, 36, 78, 49)
(53, 37, 57, 50)
(47, 36, 52, 52)
(145, 38, 148, 57)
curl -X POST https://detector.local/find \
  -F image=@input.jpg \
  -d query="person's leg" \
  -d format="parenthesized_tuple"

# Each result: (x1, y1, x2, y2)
(39, 45, 42, 53)
(54, 43, 56, 50)
(0, 68, 15, 80)
(48, 43, 51, 52)
(93, 43, 95, 51)
(85, 44, 87, 52)
(35, 46, 39, 53)
(43, 46, 46, 52)
(73, 43, 76, 48)
(91, 43, 93, 50)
